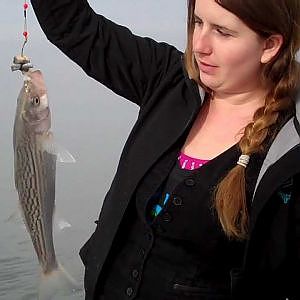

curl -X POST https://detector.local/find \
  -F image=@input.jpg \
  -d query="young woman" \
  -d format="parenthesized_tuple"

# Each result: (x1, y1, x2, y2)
(31, 0, 300, 299)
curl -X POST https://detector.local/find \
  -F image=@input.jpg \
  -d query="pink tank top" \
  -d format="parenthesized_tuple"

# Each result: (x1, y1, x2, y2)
(178, 152, 210, 170)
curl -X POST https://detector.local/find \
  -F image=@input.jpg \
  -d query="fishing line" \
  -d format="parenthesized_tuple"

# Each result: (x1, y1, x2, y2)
(21, 1, 29, 57)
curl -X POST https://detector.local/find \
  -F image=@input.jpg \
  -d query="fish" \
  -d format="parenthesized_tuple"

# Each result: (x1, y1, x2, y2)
(13, 69, 79, 299)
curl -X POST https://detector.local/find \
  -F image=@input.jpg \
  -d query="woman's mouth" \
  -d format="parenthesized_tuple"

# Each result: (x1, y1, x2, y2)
(199, 61, 218, 74)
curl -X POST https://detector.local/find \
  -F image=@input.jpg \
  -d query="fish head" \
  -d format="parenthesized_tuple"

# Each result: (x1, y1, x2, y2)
(20, 69, 51, 133)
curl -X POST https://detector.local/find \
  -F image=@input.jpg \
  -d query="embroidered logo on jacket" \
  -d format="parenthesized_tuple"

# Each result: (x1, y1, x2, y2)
(278, 191, 291, 204)
(277, 177, 293, 204)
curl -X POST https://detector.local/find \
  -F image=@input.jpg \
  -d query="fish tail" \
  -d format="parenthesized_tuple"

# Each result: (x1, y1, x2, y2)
(38, 263, 81, 300)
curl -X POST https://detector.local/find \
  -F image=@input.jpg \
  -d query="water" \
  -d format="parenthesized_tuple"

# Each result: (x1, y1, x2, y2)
(0, 214, 85, 300)
(0, 1, 185, 298)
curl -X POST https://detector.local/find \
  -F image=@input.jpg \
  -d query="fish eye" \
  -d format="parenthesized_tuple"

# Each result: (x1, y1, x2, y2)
(31, 97, 40, 106)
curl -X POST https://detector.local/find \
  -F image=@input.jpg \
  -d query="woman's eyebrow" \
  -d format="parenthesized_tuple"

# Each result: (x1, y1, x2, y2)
(193, 13, 238, 34)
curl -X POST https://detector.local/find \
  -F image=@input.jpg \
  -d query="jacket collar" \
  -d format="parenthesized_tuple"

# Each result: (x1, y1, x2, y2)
(252, 89, 300, 202)
(296, 88, 300, 121)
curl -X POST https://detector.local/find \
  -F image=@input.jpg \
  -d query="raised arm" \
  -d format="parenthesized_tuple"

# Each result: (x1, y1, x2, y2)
(31, 0, 181, 106)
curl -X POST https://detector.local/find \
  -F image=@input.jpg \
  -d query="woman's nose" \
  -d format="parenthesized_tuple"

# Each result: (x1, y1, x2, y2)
(193, 30, 213, 55)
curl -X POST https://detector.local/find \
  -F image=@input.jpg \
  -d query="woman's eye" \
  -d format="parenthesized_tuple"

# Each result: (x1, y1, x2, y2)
(194, 18, 202, 25)
(217, 29, 231, 37)
(31, 97, 40, 105)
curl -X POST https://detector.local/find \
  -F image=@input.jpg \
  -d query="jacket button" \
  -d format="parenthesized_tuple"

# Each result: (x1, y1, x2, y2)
(172, 196, 183, 206)
(140, 248, 146, 257)
(144, 231, 153, 241)
(185, 178, 195, 186)
(162, 212, 172, 222)
(132, 269, 139, 279)
(126, 287, 134, 297)
(155, 224, 165, 233)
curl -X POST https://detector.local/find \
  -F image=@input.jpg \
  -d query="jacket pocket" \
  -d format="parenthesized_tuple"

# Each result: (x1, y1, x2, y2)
(171, 283, 231, 299)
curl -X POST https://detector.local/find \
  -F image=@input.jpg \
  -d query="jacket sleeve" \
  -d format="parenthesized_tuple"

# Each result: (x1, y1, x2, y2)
(30, 0, 181, 106)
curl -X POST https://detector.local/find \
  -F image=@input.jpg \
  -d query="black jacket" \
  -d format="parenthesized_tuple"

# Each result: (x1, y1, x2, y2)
(31, 1, 300, 299)
(95, 139, 252, 300)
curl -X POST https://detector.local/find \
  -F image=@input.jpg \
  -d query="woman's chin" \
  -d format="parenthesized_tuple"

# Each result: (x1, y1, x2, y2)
(199, 75, 220, 90)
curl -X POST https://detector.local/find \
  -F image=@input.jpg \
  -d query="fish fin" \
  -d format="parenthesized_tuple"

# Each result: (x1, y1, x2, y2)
(53, 209, 72, 233)
(55, 145, 76, 163)
(54, 214, 72, 232)
(5, 210, 22, 224)
(41, 133, 76, 163)
(6, 203, 26, 229)
(38, 263, 82, 300)
(6, 208, 28, 232)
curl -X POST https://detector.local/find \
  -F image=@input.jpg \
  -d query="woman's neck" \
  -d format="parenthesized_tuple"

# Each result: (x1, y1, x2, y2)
(208, 89, 267, 119)
(212, 88, 267, 108)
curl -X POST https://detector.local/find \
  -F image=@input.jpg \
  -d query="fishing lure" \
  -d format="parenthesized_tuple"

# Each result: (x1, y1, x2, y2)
(11, 1, 33, 73)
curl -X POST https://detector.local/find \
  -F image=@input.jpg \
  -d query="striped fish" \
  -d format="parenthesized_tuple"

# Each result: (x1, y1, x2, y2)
(13, 69, 79, 299)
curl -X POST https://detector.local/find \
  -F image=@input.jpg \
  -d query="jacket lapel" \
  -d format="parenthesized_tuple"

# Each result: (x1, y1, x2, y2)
(250, 142, 300, 233)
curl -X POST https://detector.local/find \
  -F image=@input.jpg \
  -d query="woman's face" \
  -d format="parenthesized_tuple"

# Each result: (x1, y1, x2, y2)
(193, 0, 269, 95)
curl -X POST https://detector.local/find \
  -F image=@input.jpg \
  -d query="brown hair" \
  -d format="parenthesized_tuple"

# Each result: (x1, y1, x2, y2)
(185, 0, 300, 239)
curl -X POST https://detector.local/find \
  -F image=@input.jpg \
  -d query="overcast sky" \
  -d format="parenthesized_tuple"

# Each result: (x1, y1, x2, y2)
(0, 0, 187, 123)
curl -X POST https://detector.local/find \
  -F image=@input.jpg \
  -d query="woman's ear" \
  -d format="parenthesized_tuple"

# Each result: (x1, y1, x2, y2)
(260, 34, 283, 64)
